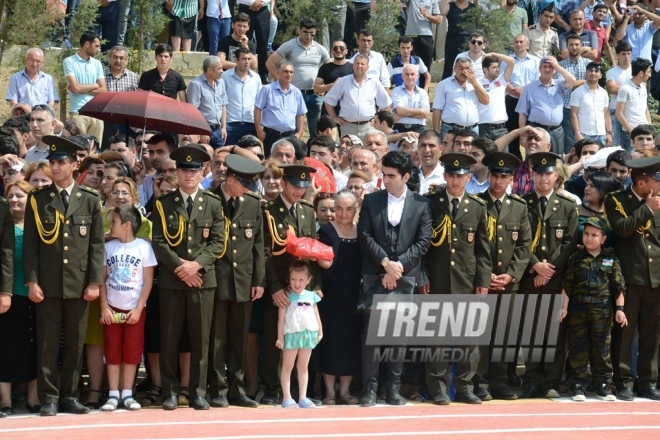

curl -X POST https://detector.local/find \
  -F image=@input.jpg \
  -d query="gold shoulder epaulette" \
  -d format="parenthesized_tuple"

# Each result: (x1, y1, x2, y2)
(204, 190, 222, 200)
(299, 199, 313, 207)
(245, 191, 260, 200)
(508, 194, 526, 204)
(556, 192, 577, 203)
(467, 194, 486, 205)
(79, 185, 99, 195)
(156, 191, 175, 201)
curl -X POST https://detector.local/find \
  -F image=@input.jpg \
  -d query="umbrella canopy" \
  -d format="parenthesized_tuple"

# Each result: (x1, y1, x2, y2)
(78, 91, 211, 135)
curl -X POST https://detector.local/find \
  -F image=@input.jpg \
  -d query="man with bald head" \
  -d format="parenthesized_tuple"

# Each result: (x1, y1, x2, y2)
(6, 48, 59, 108)
(351, 148, 380, 191)
(269, 139, 296, 164)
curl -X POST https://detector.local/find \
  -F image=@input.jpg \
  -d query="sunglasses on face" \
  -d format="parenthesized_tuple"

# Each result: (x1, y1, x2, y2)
(89, 170, 104, 177)
(470, 40, 484, 46)
(332, 46, 346, 51)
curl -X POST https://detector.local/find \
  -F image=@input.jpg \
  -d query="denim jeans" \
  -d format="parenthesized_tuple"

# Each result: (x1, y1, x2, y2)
(207, 17, 232, 56)
(302, 93, 323, 138)
(209, 125, 225, 149)
(610, 109, 630, 151)
(440, 122, 478, 142)
(95, 2, 120, 52)
(225, 122, 257, 146)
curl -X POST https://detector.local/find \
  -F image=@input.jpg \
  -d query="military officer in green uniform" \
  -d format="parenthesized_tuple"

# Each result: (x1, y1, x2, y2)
(261, 164, 322, 405)
(152, 144, 226, 411)
(518, 152, 579, 399)
(604, 156, 660, 401)
(472, 152, 531, 401)
(208, 155, 265, 409)
(422, 152, 491, 405)
(24, 135, 104, 416)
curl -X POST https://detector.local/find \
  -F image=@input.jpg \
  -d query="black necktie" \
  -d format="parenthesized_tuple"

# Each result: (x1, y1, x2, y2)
(60, 189, 69, 211)
(186, 196, 193, 217)
(228, 197, 236, 218)
(495, 199, 502, 215)
(290, 205, 297, 222)
(540, 196, 548, 216)
(451, 198, 459, 219)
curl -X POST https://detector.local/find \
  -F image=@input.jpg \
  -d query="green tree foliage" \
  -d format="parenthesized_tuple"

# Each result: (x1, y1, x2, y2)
(364, 0, 402, 60)
(275, 0, 346, 45)
(458, 0, 515, 55)
(128, 0, 169, 74)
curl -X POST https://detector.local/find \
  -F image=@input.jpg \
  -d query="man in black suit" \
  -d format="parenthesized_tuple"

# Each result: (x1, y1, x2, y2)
(357, 150, 432, 407)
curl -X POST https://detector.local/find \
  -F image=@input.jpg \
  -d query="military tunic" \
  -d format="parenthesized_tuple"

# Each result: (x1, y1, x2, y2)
(209, 190, 265, 399)
(23, 183, 104, 404)
(604, 187, 660, 390)
(151, 189, 225, 399)
(523, 25, 560, 59)
(261, 194, 321, 396)
(519, 190, 579, 390)
(423, 188, 491, 395)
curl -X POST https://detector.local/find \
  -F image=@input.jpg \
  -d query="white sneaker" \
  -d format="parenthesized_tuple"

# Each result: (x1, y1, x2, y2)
(572, 386, 586, 402)
(122, 396, 141, 411)
(101, 396, 119, 412)
(545, 388, 560, 398)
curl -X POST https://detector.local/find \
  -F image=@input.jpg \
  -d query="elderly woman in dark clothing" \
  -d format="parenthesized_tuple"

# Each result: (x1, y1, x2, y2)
(310, 190, 362, 405)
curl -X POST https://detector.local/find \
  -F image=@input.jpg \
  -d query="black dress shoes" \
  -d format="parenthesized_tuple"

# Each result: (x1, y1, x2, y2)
(361, 390, 377, 407)
(229, 395, 258, 408)
(60, 400, 90, 414)
(190, 397, 210, 410)
(518, 385, 543, 399)
(163, 396, 179, 410)
(638, 386, 660, 401)
(27, 403, 42, 413)
(260, 392, 280, 406)
(211, 396, 229, 408)
(385, 391, 406, 406)
(617, 387, 634, 401)
(40, 402, 58, 416)
(491, 387, 518, 400)
(474, 388, 493, 401)
(455, 391, 482, 404)
(432, 391, 450, 405)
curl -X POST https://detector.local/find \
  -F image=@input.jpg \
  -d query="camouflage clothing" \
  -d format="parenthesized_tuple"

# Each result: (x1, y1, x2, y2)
(563, 250, 625, 386)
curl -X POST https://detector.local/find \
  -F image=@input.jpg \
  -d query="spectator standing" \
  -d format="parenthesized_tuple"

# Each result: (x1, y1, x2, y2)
(138, 44, 187, 101)
(606, 42, 633, 149)
(104, 46, 138, 92)
(237, 0, 271, 84)
(615, 57, 653, 151)
(559, 35, 590, 152)
(432, 57, 489, 139)
(570, 62, 613, 146)
(516, 56, 577, 154)
(207, 0, 232, 56)
(188, 56, 228, 149)
(479, 53, 516, 142)
(387, 36, 432, 91)
(559, 10, 599, 60)
(418, 130, 446, 193)
(166, 0, 203, 52)
(404, 0, 442, 71)
(345, 0, 372, 55)
(324, 55, 392, 139)
(25, 105, 56, 164)
(254, 61, 307, 157)
(440, 0, 477, 80)
(503, 0, 529, 45)
(6, 48, 58, 108)
(222, 48, 262, 145)
(523, 5, 560, 58)
(63, 32, 106, 145)
(266, 18, 330, 138)
(454, 31, 488, 82)
(391, 64, 431, 135)
(217, 13, 258, 71)
(583, 3, 614, 62)
(349, 29, 390, 89)
(95, 0, 119, 53)
(615, 4, 660, 62)
(314, 40, 354, 114)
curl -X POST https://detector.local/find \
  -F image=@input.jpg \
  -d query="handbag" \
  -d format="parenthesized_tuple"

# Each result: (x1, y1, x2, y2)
(356, 274, 416, 313)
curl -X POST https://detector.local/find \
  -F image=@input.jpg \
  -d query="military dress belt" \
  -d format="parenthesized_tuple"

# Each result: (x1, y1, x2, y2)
(574, 295, 609, 304)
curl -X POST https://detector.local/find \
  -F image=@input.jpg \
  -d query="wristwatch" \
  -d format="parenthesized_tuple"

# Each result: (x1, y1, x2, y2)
(381, 257, 390, 268)
(616, 305, 625, 312)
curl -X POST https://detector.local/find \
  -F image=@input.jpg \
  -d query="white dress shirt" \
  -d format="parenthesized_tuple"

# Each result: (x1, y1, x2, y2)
(349, 51, 391, 88)
(324, 75, 392, 123)
(391, 85, 430, 126)
(419, 162, 446, 194)
(432, 76, 481, 127)
(387, 188, 407, 226)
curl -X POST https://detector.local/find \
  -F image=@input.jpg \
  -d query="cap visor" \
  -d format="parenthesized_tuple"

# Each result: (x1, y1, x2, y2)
(285, 177, 310, 187)
(532, 165, 557, 173)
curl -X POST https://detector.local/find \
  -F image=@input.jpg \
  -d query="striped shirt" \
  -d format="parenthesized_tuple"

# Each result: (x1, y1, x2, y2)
(104, 68, 139, 92)
(172, 0, 198, 19)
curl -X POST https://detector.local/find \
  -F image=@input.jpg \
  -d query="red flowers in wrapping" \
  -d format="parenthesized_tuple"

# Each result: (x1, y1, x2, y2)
(285, 230, 334, 261)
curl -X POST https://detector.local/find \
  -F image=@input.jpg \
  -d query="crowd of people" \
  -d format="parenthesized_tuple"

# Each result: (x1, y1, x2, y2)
(1, 0, 660, 419)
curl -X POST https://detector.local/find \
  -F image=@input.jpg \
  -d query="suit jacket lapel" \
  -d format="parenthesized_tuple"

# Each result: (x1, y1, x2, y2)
(453, 194, 470, 222)
(173, 193, 189, 222)
(397, 190, 414, 244)
(65, 183, 82, 218)
(380, 190, 389, 236)
(544, 192, 559, 221)
(48, 184, 66, 215)
(499, 195, 513, 221)
(233, 196, 244, 220)
(438, 188, 452, 218)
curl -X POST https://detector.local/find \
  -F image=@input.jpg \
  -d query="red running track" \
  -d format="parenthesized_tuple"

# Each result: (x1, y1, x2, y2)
(1, 400, 659, 440)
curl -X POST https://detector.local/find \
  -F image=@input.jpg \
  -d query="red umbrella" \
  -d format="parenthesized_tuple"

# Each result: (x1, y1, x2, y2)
(78, 91, 211, 135)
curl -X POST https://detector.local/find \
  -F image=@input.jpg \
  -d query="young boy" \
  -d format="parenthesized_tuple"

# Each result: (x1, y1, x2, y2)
(100, 205, 157, 411)
(560, 217, 627, 402)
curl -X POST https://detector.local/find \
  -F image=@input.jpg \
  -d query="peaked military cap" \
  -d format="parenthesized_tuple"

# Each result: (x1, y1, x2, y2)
(527, 152, 563, 173)
(482, 151, 521, 175)
(440, 152, 476, 175)
(42, 135, 86, 161)
(170, 144, 211, 170)
(626, 156, 660, 180)
(226, 154, 265, 190)
(279, 164, 316, 188)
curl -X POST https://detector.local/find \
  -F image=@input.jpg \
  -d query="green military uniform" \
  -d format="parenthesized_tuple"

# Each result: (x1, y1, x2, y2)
(604, 156, 660, 399)
(261, 164, 321, 403)
(523, 24, 560, 59)
(519, 152, 579, 397)
(564, 219, 625, 390)
(424, 153, 492, 401)
(473, 152, 532, 397)
(23, 136, 104, 409)
(151, 145, 225, 406)
(208, 155, 265, 406)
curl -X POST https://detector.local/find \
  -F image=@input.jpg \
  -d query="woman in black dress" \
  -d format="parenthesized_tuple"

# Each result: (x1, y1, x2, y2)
(441, 0, 477, 79)
(311, 190, 363, 405)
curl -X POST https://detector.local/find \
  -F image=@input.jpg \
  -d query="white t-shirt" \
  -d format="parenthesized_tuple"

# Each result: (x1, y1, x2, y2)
(105, 238, 157, 310)
(605, 66, 632, 111)
(617, 79, 649, 129)
(479, 74, 509, 124)
(569, 84, 609, 136)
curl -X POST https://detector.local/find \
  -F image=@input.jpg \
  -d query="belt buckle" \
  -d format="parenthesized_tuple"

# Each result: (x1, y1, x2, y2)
(403, 124, 412, 129)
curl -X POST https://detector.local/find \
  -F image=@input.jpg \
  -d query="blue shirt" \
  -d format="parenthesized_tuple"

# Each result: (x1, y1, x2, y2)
(465, 174, 489, 194)
(255, 81, 307, 132)
(63, 53, 104, 112)
(188, 74, 228, 126)
(391, 85, 430, 125)
(516, 78, 567, 126)
(624, 21, 658, 61)
(504, 52, 540, 96)
(222, 68, 262, 123)
(5, 69, 59, 106)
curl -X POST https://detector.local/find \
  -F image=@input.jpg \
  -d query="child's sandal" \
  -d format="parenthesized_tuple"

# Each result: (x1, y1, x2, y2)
(141, 385, 162, 407)
(122, 395, 141, 411)
(101, 396, 119, 412)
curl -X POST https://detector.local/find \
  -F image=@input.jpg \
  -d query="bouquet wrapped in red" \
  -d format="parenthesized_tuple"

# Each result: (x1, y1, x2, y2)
(285, 230, 334, 261)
